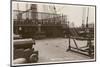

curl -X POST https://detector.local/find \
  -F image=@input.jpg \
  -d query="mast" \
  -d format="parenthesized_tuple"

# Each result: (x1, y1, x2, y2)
(17, 3, 19, 11)
(26, 3, 29, 19)
(17, 3, 19, 20)
(82, 7, 85, 29)
(86, 7, 89, 28)
(53, 5, 57, 24)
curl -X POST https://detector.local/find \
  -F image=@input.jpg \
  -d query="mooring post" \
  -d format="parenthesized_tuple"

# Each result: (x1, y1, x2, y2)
(67, 21, 71, 51)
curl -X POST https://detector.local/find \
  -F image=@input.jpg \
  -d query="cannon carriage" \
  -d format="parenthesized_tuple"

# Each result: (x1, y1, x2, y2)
(13, 35, 38, 64)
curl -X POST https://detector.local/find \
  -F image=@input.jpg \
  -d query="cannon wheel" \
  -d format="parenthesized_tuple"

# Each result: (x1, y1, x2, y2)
(30, 54, 38, 63)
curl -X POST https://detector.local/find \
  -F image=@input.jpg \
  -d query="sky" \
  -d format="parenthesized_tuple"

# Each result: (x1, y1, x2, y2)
(12, 1, 95, 27)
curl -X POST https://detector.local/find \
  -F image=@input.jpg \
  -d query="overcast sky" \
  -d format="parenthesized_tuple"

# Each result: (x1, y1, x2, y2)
(12, 2, 95, 27)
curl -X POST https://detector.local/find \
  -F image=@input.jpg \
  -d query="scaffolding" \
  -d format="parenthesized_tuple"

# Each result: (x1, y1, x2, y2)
(66, 7, 94, 58)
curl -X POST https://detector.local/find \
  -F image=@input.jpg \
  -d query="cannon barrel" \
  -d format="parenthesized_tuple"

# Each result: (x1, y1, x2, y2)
(14, 38, 35, 49)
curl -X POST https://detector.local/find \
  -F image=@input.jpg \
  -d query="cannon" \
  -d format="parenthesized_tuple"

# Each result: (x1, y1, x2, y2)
(13, 36, 38, 64)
